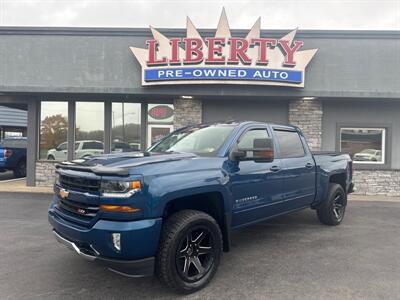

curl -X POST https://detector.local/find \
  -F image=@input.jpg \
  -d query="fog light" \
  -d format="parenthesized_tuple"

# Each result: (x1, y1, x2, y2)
(112, 233, 121, 251)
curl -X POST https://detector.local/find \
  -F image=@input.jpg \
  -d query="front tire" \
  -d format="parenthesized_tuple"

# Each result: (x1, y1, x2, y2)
(317, 183, 347, 226)
(156, 210, 223, 294)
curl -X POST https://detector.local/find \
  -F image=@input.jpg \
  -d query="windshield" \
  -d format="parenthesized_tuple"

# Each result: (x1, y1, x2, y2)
(148, 125, 234, 156)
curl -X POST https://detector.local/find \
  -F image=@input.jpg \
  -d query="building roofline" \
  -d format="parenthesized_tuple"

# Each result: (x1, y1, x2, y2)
(0, 26, 399, 39)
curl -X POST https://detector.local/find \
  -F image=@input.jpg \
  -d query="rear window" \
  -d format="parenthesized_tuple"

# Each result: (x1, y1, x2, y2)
(0, 138, 27, 149)
(274, 130, 305, 158)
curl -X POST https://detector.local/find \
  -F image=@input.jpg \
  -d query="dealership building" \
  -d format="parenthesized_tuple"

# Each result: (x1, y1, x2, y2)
(0, 12, 399, 195)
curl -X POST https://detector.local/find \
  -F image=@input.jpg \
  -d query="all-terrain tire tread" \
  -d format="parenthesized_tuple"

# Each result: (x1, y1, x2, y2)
(317, 183, 346, 226)
(156, 209, 222, 294)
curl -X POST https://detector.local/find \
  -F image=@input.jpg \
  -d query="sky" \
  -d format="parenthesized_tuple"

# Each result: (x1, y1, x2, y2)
(0, 0, 399, 30)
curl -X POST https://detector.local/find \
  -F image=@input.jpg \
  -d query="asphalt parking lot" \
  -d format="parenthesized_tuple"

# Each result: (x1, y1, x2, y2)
(1, 193, 399, 300)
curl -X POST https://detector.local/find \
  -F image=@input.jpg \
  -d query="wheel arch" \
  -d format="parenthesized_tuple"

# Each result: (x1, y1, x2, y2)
(329, 172, 347, 195)
(162, 190, 231, 252)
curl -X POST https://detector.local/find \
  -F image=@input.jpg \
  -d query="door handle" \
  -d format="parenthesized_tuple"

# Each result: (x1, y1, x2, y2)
(270, 165, 281, 172)
(305, 162, 314, 169)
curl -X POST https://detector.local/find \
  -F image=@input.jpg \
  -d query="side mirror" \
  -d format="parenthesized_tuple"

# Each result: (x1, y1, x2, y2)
(230, 138, 274, 162)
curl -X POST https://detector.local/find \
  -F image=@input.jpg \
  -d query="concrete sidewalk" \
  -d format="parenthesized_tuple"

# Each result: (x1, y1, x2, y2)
(0, 178, 52, 193)
(0, 178, 399, 202)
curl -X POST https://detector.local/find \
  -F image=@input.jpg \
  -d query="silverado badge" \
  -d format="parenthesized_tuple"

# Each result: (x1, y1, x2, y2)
(59, 188, 69, 199)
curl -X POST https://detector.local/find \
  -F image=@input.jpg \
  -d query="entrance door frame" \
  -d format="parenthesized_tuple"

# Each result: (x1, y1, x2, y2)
(147, 124, 174, 147)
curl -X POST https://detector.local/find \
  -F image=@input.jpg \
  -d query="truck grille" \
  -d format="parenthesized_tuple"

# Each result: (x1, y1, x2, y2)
(58, 198, 100, 218)
(59, 174, 100, 193)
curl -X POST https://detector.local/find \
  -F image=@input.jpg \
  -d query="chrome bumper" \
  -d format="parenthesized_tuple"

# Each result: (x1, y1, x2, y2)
(53, 230, 98, 261)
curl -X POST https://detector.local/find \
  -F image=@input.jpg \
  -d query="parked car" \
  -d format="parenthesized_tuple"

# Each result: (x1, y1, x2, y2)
(49, 122, 354, 293)
(111, 141, 133, 153)
(47, 140, 104, 160)
(128, 142, 141, 151)
(0, 137, 27, 177)
(353, 149, 382, 162)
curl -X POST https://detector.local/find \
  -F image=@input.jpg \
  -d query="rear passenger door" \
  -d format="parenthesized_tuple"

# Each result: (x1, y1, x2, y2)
(273, 128, 316, 209)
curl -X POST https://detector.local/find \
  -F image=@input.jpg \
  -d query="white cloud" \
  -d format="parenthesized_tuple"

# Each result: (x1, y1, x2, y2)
(1, 0, 399, 30)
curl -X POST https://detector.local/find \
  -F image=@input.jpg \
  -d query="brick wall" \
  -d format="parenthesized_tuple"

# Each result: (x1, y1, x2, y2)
(289, 98, 323, 150)
(353, 170, 400, 196)
(35, 161, 57, 186)
(173, 98, 202, 129)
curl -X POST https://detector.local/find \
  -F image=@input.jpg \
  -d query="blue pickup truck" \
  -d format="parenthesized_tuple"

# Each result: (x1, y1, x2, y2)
(49, 121, 354, 293)
(0, 137, 27, 178)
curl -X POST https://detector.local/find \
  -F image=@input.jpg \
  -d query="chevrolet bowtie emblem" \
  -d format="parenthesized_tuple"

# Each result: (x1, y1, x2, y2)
(59, 188, 69, 199)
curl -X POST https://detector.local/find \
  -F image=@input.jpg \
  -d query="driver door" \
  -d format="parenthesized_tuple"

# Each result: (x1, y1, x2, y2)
(228, 127, 284, 227)
(55, 142, 67, 160)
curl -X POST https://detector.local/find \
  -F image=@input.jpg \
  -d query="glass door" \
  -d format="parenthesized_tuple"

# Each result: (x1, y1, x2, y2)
(147, 124, 174, 147)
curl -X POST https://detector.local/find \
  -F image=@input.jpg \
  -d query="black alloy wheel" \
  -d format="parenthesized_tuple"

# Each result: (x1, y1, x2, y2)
(332, 191, 345, 222)
(176, 226, 215, 282)
(156, 210, 223, 294)
(317, 183, 347, 226)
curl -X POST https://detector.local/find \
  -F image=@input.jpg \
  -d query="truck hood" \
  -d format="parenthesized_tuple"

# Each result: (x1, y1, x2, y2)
(56, 152, 199, 176)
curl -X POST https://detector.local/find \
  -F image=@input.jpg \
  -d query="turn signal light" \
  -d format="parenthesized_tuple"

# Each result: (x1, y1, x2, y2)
(100, 204, 140, 213)
(130, 180, 141, 190)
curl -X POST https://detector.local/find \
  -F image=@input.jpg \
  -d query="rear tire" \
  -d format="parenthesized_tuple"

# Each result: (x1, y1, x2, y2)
(156, 209, 223, 294)
(13, 160, 26, 178)
(317, 183, 347, 226)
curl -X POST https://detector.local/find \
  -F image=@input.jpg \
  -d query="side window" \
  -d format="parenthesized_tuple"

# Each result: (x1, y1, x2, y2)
(93, 142, 104, 150)
(274, 130, 305, 158)
(74, 142, 80, 150)
(58, 143, 67, 151)
(82, 142, 103, 150)
(238, 129, 270, 149)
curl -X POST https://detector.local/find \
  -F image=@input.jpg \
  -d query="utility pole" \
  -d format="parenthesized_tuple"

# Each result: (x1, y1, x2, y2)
(122, 103, 125, 142)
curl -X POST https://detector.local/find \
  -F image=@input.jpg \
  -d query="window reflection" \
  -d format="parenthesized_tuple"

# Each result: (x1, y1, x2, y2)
(75, 102, 104, 158)
(147, 104, 174, 146)
(340, 128, 385, 164)
(112, 103, 141, 152)
(39, 101, 68, 160)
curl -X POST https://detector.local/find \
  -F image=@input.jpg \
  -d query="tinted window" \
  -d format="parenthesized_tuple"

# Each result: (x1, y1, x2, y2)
(112, 103, 141, 151)
(112, 142, 131, 150)
(340, 127, 385, 164)
(39, 101, 68, 160)
(238, 129, 270, 149)
(76, 102, 104, 143)
(82, 142, 103, 150)
(274, 130, 305, 158)
(58, 143, 67, 151)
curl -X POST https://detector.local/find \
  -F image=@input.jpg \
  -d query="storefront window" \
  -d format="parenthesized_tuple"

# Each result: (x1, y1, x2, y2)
(39, 101, 68, 160)
(112, 103, 141, 152)
(147, 104, 174, 146)
(75, 102, 104, 158)
(340, 127, 385, 164)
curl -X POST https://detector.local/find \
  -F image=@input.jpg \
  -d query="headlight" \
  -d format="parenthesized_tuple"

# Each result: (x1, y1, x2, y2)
(101, 180, 141, 198)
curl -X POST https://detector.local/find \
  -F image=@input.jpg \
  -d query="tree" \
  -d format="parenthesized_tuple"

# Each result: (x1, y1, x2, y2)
(40, 114, 68, 150)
